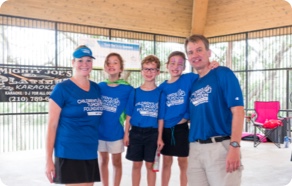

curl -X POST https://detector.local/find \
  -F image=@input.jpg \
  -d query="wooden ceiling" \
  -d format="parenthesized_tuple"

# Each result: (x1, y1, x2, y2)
(0, 0, 292, 37)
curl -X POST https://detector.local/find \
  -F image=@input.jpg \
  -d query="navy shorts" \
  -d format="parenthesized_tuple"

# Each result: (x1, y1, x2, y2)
(161, 122, 189, 157)
(126, 126, 158, 162)
(53, 157, 100, 184)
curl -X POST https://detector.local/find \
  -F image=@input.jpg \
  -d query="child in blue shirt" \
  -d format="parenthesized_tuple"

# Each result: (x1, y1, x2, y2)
(98, 53, 133, 186)
(159, 51, 219, 186)
(124, 55, 165, 186)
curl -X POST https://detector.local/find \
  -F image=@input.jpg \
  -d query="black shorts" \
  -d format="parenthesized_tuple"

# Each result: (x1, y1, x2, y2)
(126, 126, 158, 162)
(53, 157, 100, 184)
(161, 122, 189, 157)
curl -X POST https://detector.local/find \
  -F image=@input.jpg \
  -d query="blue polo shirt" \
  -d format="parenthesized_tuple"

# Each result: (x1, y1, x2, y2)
(189, 67, 244, 142)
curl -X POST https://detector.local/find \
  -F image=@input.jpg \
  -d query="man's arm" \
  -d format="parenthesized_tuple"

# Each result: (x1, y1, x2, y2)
(226, 105, 244, 173)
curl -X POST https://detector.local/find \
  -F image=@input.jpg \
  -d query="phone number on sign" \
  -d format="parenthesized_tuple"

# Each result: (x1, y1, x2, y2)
(8, 96, 50, 102)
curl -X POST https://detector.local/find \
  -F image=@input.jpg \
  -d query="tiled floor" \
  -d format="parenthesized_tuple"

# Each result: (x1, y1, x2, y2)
(0, 141, 291, 186)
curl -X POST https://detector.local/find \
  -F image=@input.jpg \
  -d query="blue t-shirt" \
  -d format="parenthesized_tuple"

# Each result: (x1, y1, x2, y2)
(189, 67, 244, 142)
(50, 79, 103, 160)
(98, 82, 133, 141)
(126, 87, 166, 128)
(159, 73, 198, 128)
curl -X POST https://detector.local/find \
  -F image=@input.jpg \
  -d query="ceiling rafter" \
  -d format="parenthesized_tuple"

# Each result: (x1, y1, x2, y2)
(191, 0, 209, 35)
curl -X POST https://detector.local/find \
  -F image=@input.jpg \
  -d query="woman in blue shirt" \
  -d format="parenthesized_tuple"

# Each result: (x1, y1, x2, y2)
(45, 45, 103, 185)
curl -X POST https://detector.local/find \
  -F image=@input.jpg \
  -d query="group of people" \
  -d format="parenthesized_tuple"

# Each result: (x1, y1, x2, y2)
(45, 34, 244, 186)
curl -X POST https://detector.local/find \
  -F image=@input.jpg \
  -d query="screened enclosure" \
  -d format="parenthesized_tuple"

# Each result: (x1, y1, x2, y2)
(0, 15, 291, 152)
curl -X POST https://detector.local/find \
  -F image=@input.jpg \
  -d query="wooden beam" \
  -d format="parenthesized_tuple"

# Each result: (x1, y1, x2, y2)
(205, 0, 292, 37)
(191, 0, 209, 35)
(0, 0, 193, 37)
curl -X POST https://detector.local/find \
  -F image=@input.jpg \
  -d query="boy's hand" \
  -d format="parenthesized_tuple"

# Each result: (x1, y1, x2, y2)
(123, 135, 129, 146)
(157, 138, 164, 151)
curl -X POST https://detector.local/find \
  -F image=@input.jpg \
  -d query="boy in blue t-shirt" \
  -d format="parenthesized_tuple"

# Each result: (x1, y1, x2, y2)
(124, 55, 165, 186)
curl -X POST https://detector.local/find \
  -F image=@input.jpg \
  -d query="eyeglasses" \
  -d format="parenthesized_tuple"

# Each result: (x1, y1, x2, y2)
(142, 68, 158, 73)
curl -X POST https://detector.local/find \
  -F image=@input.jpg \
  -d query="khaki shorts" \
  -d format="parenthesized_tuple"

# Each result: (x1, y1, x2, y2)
(98, 139, 124, 154)
(187, 140, 243, 186)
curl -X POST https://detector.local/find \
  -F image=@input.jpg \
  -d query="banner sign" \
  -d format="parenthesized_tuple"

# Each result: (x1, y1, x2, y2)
(78, 38, 141, 70)
(0, 66, 72, 102)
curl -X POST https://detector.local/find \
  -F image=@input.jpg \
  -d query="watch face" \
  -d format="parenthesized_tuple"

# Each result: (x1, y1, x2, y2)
(230, 141, 240, 147)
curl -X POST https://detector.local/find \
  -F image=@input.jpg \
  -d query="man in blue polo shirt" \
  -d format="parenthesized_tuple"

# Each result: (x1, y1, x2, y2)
(185, 35, 244, 186)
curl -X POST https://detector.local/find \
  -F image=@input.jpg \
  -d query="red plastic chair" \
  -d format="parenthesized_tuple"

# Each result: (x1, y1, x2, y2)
(252, 101, 283, 148)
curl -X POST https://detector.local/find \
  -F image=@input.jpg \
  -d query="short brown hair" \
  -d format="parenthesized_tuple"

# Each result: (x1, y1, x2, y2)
(141, 55, 160, 69)
(166, 51, 186, 65)
(184, 35, 210, 52)
(104, 53, 124, 77)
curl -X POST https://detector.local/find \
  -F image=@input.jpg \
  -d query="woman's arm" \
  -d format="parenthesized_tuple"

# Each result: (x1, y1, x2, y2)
(45, 99, 61, 183)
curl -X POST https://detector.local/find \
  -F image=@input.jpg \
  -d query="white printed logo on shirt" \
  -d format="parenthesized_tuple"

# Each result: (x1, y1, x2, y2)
(190, 85, 212, 106)
(166, 89, 185, 107)
(77, 98, 103, 115)
(101, 96, 120, 113)
(136, 102, 158, 118)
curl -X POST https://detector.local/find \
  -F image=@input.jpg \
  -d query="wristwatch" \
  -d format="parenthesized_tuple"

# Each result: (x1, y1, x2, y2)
(230, 141, 241, 148)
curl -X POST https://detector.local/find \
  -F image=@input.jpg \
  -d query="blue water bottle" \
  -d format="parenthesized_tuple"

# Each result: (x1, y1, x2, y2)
(284, 136, 289, 148)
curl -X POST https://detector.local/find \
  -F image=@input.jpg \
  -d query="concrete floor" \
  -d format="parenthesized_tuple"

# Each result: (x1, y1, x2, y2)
(0, 141, 292, 186)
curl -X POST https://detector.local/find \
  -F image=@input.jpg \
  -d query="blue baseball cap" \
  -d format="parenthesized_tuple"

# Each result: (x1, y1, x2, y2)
(73, 46, 95, 59)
